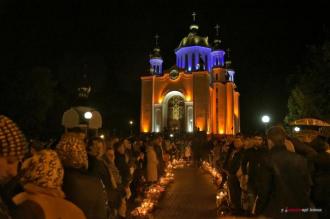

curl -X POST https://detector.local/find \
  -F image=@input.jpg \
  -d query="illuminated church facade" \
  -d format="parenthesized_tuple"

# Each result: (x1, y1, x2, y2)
(140, 15, 240, 135)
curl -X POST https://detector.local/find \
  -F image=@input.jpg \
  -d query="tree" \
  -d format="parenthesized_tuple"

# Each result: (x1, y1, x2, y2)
(285, 41, 330, 123)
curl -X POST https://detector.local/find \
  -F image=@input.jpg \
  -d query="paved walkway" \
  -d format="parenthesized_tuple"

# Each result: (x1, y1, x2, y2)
(153, 166, 218, 219)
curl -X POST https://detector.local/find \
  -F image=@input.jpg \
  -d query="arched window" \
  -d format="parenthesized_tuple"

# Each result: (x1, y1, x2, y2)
(156, 65, 159, 74)
(185, 54, 188, 70)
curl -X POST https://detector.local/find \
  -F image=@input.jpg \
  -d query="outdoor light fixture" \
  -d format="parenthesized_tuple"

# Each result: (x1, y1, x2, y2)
(261, 115, 270, 134)
(170, 133, 174, 138)
(84, 111, 93, 119)
(129, 120, 134, 136)
(100, 134, 105, 139)
(294, 126, 301, 132)
(261, 115, 270, 123)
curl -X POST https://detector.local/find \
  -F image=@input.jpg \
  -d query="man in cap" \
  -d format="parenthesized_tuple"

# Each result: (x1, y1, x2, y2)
(0, 115, 28, 218)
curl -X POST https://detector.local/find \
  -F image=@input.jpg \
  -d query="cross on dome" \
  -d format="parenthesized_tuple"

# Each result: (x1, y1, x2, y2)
(192, 12, 197, 22)
(215, 24, 220, 37)
(155, 34, 159, 47)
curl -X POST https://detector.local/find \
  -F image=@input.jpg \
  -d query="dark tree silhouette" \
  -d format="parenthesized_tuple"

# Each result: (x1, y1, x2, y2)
(286, 41, 330, 123)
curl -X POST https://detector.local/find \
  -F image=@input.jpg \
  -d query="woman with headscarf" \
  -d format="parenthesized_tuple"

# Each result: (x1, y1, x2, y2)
(0, 115, 29, 219)
(56, 133, 109, 219)
(11, 149, 86, 219)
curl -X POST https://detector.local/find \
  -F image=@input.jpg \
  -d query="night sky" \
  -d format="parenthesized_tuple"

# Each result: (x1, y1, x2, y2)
(0, 1, 328, 134)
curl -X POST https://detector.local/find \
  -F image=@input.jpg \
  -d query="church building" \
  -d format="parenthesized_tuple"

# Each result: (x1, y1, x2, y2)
(140, 14, 240, 135)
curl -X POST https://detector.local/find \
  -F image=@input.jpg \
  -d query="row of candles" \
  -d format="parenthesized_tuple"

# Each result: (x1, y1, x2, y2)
(202, 161, 230, 216)
(131, 159, 187, 218)
(202, 161, 222, 185)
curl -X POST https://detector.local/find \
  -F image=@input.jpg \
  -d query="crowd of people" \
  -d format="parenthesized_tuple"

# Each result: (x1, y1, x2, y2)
(208, 127, 330, 219)
(1, 114, 329, 219)
(0, 115, 197, 219)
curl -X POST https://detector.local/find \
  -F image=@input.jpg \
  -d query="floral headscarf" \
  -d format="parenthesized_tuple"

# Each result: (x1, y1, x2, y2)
(56, 133, 88, 169)
(20, 149, 64, 190)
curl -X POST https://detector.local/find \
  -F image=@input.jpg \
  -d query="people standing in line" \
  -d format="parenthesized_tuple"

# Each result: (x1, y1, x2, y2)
(223, 133, 244, 215)
(87, 137, 116, 218)
(254, 126, 317, 219)
(212, 138, 221, 168)
(152, 135, 164, 179)
(114, 140, 132, 188)
(0, 115, 28, 219)
(56, 133, 109, 219)
(191, 132, 203, 167)
(103, 145, 124, 218)
(163, 139, 171, 163)
(129, 140, 145, 203)
(184, 144, 192, 162)
(12, 149, 86, 219)
(123, 138, 134, 173)
(114, 140, 132, 219)
(240, 134, 267, 214)
(146, 139, 158, 184)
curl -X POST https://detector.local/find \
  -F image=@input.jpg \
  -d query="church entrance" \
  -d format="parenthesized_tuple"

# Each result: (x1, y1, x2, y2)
(167, 96, 185, 133)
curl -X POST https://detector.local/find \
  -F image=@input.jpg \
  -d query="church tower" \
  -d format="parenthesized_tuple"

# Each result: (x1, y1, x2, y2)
(211, 25, 225, 68)
(149, 34, 163, 75)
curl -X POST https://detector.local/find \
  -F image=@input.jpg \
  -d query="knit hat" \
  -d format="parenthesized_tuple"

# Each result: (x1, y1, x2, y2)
(0, 115, 28, 159)
(20, 149, 64, 190)
(56, 133, 88, 169)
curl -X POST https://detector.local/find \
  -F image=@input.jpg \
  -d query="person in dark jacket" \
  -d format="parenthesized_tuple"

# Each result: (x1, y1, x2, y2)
(224, 134, 244, 215)
(87, 137, 118, 218)
(103, 146, 125, 218)
(310, 135, 330, 219)
(152, 135, 165, 179)
(254, 126, 317, 219)
(114, 140, 132, 218)
(114, 140, 132, 187)
(56, 133, 108, 219)
(240, 135, 268, 214)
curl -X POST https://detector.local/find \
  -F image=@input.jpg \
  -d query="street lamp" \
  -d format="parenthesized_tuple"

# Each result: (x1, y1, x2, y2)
(129, 120, 134, 136)
(84, 111, 93, 120)
(83, 111, 93, 136)
(294, 126, 300, 133)
(261, 115, 270, 133)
